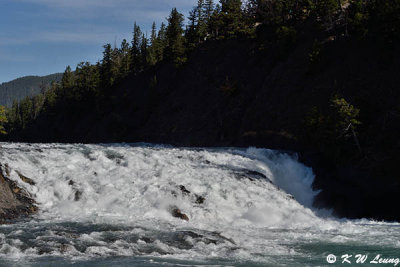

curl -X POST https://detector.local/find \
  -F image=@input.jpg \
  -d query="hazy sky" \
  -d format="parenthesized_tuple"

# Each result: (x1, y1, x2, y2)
(0, 0, 196, 83)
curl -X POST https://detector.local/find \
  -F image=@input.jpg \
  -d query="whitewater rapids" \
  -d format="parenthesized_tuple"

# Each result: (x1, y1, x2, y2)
(0, 143, 399, 266)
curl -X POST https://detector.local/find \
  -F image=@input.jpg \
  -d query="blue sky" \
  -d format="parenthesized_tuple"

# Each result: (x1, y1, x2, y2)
(0, 0, 196, 83)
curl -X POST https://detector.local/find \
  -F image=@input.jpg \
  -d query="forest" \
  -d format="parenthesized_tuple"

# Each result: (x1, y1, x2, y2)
(2, 0, 399, 137)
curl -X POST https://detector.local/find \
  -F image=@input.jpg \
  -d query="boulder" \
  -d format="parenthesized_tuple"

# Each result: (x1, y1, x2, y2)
(0, 163, 37, 223)
(168, 205, 189, 221)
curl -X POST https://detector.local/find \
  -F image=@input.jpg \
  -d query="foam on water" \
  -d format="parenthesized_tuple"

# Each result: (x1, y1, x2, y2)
(0, 143, 398, 265)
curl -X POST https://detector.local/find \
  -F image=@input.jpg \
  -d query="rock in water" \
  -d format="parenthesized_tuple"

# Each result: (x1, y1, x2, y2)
(179, 185, 191, 195)
(74, 190, 82, 201)
(15, 170, 36, 185)
(0, 163, 37, 223)
(195, 195, 206, 204)
(168, 205, 189, 221)
(173, 185, 206, 205)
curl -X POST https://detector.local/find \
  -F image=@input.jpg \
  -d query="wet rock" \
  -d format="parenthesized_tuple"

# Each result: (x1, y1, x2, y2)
(245, 170, 267, 179)
(74, 190, 82, 201)
(4, 164, 10, 177)
(195, 195, 206, 204)
(234, 169, 271, 183)
(0, 163, 38, 223)
(179, 185, 191, 195)
(168, 205, 189, 221)
(174, 230, 237, 246)
(68, 180, 82, 201)
(210, 231, 237, 245)
(173, 185, 206, 205)
(15, 171, 36, 185)
(13, 188, 21, 194)
(177, 230, 203, 239)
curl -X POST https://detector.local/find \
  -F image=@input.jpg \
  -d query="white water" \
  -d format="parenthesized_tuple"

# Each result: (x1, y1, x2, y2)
(0, 143, 398, 266)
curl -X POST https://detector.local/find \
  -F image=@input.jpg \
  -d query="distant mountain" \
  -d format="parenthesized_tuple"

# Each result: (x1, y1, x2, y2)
(0, 73, 62, 107)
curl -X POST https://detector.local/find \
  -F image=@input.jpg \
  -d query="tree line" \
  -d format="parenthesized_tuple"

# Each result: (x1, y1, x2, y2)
(1, 0, 399, 135)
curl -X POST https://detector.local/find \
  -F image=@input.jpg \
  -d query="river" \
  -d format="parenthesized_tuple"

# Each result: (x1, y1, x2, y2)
(0, 143, 398, 266)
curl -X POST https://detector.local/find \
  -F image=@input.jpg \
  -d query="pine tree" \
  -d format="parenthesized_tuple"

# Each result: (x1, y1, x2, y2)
(32, 94, 45, 119)
(101, 43, 114, 88)
(140, 33, 149, 69)
(219, 0, 244, 38)
(75, 62, 100, 99)
(61, 66, 74, 90)
(186, 8, 198, 48)
(131, 22, 142, 73)
(119, 39, 131, 78)
(197, 0, 208, 42)
(0, 105, 8, 135)
(187, 0, 210, 45)
(204, 0, 215, 21)
(210, 3, 224, 38)
(165, 8, 186, 65)
(19, 97, 33, 129)
(148, 22, 158, 66)
(157, 23, 167, 62)
(10, 100, 21, 131)
(315, 0, 340, 30)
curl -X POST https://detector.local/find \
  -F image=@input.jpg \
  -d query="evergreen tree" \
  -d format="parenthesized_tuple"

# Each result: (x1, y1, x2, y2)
(165, 8, 186, 65)
(131, 22, 143, 73)
(0, 106, 7, 135)
(314, 0, 340, 30)
(101, 43, 115, 88)
(186, 8, 198, 48)
(9, 100, 21, 131)
(32, 94, 45, 119)
(156, 23, 167, 62)
(61, 66, 74, 90)
(119, 39, 131, 78)
(204, 0, 215, 21)
(19, 97, 34, 129)
(187, 0, 211, 46)
(196, 0, 208, 42)
(75, 62, 100, 99)
(140, 33, 149, 69)
(219, 0, 247, 38)
(148, 22, 158, 66)
(151, 22, 157, 44)
(209, 3, 223, 38)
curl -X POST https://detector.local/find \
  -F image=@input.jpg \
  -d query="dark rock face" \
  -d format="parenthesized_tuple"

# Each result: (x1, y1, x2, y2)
(0, 164, 37, 223)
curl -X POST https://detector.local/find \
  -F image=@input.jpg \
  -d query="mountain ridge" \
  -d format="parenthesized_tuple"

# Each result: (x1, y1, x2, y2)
(0, 73, 62, 107)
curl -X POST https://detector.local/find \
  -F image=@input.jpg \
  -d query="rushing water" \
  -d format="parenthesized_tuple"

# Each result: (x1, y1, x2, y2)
(0, 143, 399, 267)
